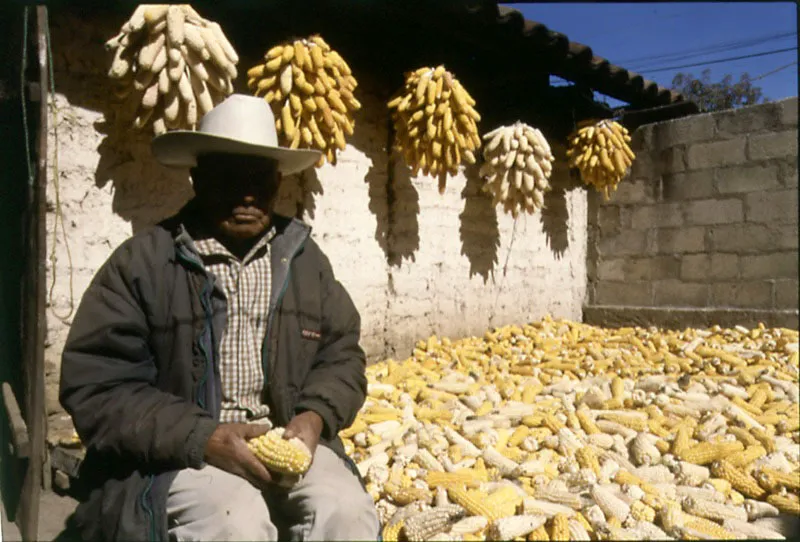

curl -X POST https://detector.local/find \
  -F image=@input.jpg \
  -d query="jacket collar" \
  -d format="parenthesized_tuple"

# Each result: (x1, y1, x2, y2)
(160, 200, 312, 265)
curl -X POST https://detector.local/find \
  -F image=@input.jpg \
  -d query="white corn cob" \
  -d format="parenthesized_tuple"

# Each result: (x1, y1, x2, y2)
(681, 496, 748, 522)
(449, 515, 488, 535)
(482, 447, 519, 477)
(566, 518, 592, 541)
(744, 499, 780, 520)
(443, 426, 482, 457)
(487, 515, 547, 541)
(521, 498, 576, 518)
(722, 518, 786, 539)
(590, 484, 631, 522)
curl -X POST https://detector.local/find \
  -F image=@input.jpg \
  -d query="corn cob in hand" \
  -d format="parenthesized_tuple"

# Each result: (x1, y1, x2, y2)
(247, 427, 312, 476)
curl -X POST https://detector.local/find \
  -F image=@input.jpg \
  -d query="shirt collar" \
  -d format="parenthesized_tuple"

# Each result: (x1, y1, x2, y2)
(193, 226, 276, 265)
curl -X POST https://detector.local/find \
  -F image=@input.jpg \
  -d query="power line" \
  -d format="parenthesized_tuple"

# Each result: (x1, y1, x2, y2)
(639, 47, 797, 74)
(626, 34, 797, 72)
(617, 30, 796, 66)
(751, 61, 798, 81)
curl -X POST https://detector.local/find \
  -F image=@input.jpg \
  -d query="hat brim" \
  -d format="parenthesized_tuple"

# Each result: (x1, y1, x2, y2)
(151, 131, 323, 175)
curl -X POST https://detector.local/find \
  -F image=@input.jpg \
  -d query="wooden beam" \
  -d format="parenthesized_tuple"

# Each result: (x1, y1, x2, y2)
(1, 382, 29, 458)
(17, 6, 48, 542)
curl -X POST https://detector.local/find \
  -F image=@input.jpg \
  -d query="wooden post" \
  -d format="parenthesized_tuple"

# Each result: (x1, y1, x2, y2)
(17, 6, 49, 541)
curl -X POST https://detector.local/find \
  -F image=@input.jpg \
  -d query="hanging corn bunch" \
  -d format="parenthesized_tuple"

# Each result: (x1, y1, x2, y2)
(105, 4, 239, 135)
(388, 65, 481, 194)
(246, 36, 361, 167)
(478, 122, 555, 217)
(566, 119, 635, 200)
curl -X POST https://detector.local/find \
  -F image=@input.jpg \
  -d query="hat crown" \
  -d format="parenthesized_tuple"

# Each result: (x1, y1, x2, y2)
(197, 94, 279, 148)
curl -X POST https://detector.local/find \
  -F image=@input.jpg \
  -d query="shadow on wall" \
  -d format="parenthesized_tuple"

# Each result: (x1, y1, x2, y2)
(275, 167, 324, 220)
(459, 164, 499, 283)
(540, 148, 582, 259)
(93, 102, 194, 233)
(386, 152, 420, 267)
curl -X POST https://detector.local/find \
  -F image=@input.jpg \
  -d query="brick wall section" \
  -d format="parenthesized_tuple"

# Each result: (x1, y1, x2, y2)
(43, 14, 588, 434)
(587, 98, 798, 328)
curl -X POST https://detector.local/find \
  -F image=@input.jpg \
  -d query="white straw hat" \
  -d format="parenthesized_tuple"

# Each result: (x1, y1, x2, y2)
(151, 94, 321, 174)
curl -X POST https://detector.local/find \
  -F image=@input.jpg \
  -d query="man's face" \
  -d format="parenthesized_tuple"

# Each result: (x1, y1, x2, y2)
(191, 153, 281, 240)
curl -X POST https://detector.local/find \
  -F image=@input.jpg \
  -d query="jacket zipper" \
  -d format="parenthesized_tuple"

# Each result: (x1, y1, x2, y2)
(264, 237, 308, 417)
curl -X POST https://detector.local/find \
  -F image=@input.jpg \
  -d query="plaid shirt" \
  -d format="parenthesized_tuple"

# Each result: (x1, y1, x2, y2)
(194, 228, 276, 425)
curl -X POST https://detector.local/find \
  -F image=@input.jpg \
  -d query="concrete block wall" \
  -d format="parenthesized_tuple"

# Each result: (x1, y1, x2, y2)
(43, 13, 588, 435)
(586, 98, 798, 329)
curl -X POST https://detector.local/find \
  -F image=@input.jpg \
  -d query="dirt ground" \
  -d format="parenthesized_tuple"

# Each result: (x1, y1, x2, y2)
(1, 489, 77, 542)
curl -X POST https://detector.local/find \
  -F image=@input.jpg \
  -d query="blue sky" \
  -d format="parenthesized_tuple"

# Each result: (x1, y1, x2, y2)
(502, 2, 798, 108)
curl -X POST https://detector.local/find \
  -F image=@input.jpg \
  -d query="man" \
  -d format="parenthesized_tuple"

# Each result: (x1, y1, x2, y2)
(60, 94, 380, 541)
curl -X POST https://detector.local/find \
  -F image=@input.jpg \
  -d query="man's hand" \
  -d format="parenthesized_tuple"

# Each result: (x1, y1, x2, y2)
(203, 423, 273, 491)
(283, 411, 324, 456)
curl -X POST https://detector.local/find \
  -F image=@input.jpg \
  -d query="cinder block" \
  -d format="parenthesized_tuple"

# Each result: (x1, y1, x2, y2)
(595, 281, 652, 306)
(662, 170, 716, 201)
(653, 280, 709, 307)
(744, 189, 798, 224)
(686, 138, 747, 170)
(779, 97, 798, 127)
(660, 146, 686, 173)
(709, 253, 739, 280)
(748, 130, 799, 161)
(716, 164, 780, 194)
(710, 281, 773, 309)
(779, 161, 798, 187)
(715, 103, 780, 136)
(741, 252, 799, 279)
(775, 225, 799, 249)
(684, 198, 743, 226)
(609, 179, 657, 205)
(680, 254, 710, 282)
(774, 279, 799, 309)
(597, 258, 626, 281)
(707, 224, 773, 253)
(625, 255, 680, 281)
(598, 230, 648, 256)
(681, 253, 739, 281)
(656, 227, 707, 254)
(630, 203, 684, 229)
(598, 206, 621, 234)
(653, 114, 715, 147)
(630, 123, 654, 151)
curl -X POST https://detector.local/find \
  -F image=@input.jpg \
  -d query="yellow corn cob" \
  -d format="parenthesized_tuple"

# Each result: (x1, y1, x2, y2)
(574, 446, 601, 475)
(766, 492, 800, 514)
(247, 428, 312, 475)
(528, 524, 550, 541)
(756, 467, 800, 491)
(711, 460, 766, 499)
(750, 427, 778, 453)
(386, 484, 433, 506)
(678, 441, 744, 465)
(598, 412, 648, 431)
(681, 517, 738, 540)
(726, 445, 767, 468)
(542, 414, 565, 433)
(672, 424, 693, 456)
(382, 519, 404, 542)
(485, 485, 523, 519)
(727, 426, 759, 447)
(548, 513, 570, 541)
(576, 409, 600, 435)
(447, 485, 504, 522)
(629, 500, 656, 522)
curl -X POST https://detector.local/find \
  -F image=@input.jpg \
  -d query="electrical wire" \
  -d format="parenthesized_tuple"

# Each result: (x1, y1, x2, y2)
(618, 30, 796, 67)
(751, 61, 798, 81)
(639, 46, 797, 74)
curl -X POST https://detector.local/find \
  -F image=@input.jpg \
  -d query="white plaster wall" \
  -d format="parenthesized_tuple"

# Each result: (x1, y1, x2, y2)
(44, 13, 588, 433)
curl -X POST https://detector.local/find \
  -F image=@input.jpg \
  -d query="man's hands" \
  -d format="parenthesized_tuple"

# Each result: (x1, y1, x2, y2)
(283, 410, 324, 455)
(203, 423, 273, 491)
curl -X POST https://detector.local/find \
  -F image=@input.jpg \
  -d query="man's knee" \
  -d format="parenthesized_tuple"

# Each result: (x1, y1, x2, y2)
(168, 466, 278, 541)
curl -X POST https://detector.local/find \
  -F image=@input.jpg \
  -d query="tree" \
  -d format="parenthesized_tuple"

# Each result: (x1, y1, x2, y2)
(671, 69, 768, 112)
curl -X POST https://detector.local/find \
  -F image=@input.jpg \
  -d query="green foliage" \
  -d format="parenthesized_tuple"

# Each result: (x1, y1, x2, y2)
(671, 69, 769, 112)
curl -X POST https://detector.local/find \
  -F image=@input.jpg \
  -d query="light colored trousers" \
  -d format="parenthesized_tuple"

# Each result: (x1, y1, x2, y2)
(166, 446, 380, 541)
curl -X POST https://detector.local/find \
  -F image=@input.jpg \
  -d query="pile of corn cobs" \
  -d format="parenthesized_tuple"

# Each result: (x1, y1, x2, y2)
(342, 318, 800, 541)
